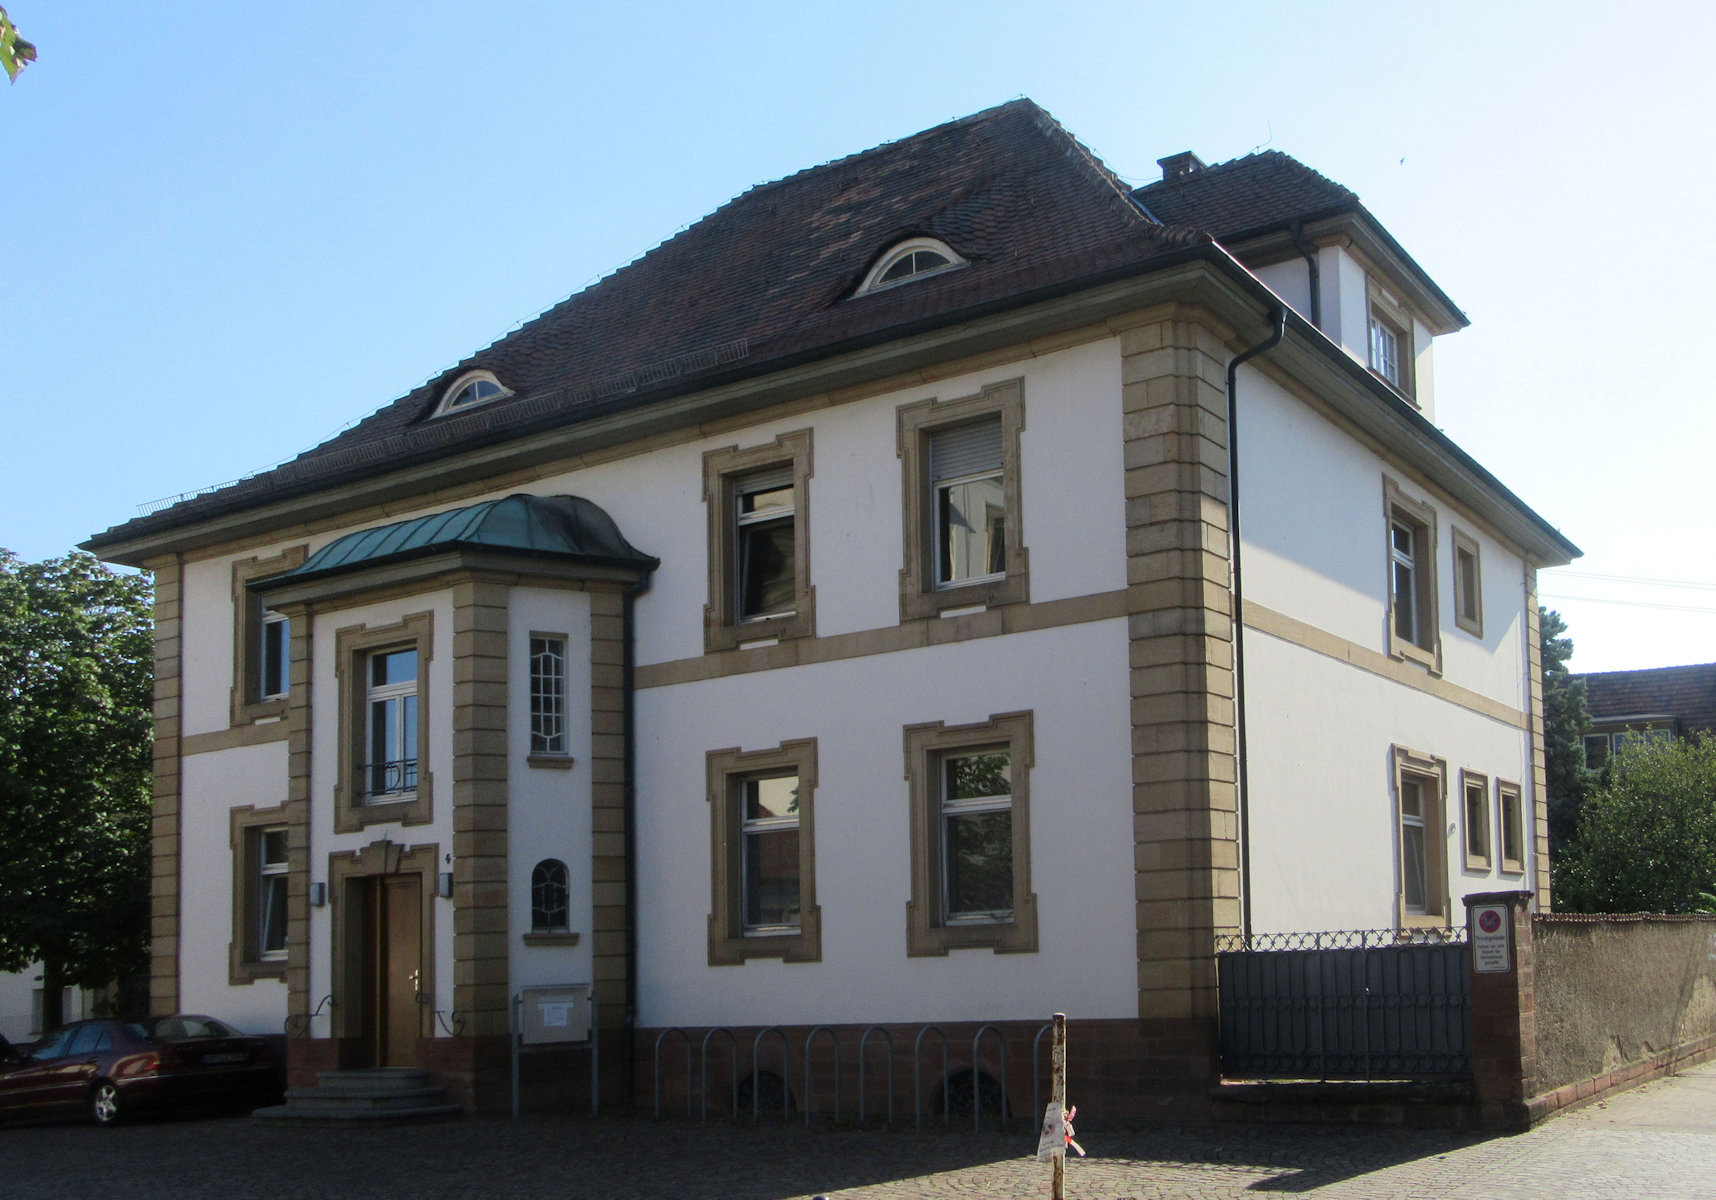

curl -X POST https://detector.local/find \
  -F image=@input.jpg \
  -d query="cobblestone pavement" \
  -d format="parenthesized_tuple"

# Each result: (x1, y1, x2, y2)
(7, 1063, 1715, 1200)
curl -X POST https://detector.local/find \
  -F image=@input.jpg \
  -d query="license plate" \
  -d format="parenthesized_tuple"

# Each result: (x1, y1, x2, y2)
(203, 1052, 246, 1064)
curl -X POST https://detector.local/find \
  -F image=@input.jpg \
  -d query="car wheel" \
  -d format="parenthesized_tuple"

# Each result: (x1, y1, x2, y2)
(89, 1080, 123, 1127)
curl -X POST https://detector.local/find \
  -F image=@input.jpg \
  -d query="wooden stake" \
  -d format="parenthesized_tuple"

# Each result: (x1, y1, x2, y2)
(1051, 1012, 1066, 1200)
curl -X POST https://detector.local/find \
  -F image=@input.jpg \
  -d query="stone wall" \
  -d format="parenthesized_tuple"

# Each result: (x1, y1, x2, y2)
(1533, 914, 1716, 1096)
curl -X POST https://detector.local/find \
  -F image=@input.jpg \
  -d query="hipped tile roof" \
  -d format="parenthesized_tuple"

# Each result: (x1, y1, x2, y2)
(1134, 150, 1359, 238)
(1580, 663, 1716, 738)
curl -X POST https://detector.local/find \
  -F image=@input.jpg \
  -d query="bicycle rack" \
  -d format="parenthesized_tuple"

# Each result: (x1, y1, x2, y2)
(971, 1024, 1008, 1133)
(802, 1026, 840, 1128)
(857, 1025, 894, 1128)
(653, 1027, 692, 1120)
(1030, 1022, 1053, 1122)
(699, 1027, 738, 1125)
(752, 1026, 791, 1124)
(913, 1025, 949, 1132)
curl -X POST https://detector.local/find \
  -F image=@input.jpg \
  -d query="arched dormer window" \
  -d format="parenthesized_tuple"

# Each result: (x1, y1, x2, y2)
(434, 369, 511, 416)
(531, 859, 569, 932)
(856, 237, 965, 296)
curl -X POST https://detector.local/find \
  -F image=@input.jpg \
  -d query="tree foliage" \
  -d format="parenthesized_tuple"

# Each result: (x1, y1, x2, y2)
(0, 6, 35, 83)
(0, 551, 152, 1028)
(1553, 732, 1716, 914)
(1540, 607, 1593, 858)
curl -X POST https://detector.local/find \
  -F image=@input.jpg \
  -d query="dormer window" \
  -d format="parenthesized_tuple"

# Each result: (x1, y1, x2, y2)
(434, 370, 511, 416)
(857, 238, 965, 296)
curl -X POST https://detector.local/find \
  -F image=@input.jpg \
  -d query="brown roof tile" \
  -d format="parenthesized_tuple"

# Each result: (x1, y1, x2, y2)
(1134, 150, 1358, 238)
(1580, 662, 1716, 738)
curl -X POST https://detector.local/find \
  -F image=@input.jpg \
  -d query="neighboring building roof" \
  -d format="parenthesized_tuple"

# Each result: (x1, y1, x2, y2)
(259, 493, 657, 589)
(1579, 662, 1716, 737)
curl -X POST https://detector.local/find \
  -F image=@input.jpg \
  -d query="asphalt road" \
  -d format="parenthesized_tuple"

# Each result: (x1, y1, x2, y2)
(6, 1063, 1715, 1199)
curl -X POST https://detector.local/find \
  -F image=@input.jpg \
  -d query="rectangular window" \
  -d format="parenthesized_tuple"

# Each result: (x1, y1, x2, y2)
(703, 431, 814, 652)
(734, 470, 797, 621)
(706, 739, 820, 964)
(897, 379, 1028, 620)
(365, 648, 419, 801)
(1383, 478, 1439, 670)
(334, 612, 433, 832)
(259, 610, 290, 701)
(257, 827, 289, 960)
(1498, 781, 1524, 874)
(931, 420, 1006, 587)
(1583, 733, 1610, 770)
(230, 546, 306, 725)
(529, 635, 567, 756)
(940, 749, 1013, 920)
(1393, 746, 1447, 928)
(740, 774, 801, 932)
(1452, 528, 1483, 637)
(229, 804, 291, 984)
(905, 711, 1037, 955)
(1462, 770, 1492, 872)
(1369, 315, 1401, 385)
(1366, 281, 1415, 398)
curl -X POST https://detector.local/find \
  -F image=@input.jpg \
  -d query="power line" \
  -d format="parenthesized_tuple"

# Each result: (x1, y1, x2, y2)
(1538, 592, 1716, 615)
(1542, 569, 1716, 592)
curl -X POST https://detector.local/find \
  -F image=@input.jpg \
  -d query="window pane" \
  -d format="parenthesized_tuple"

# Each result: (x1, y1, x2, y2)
(1466, 785, 1486, 857)
(740, 484, 793, 516)
(1501, 795, 1520, 862)
(1393, 562, 1415, 641)
(1402, 823, 1427, 911)
(261, 828, 288, 867)
(1458, 550, 1478, 618)
(531, 860, 569, 931)
(937, 475, 1005, 584)
(529, 637, 565, 754)
(401, 694, 418, 786)
(1400, 778, 1422, 819)
(372, 649, 416, 687)
(743, 828, 800, 927)
(739, 517, 795, 618)
(946, 810, 1013, 916)
(260, 875, 288, 954)
(261, 615, 288, 698)
(945, 752, 1009, 801)
(880, 256, 916, 283)
(746, 774, 800, 820)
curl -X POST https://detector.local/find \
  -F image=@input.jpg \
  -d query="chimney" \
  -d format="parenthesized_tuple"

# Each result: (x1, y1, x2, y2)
(1157, 151, 1206, 182)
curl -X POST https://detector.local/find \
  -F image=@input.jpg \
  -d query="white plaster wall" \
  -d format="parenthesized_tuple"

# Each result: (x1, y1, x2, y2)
(1235, 363, 1529, 709)
(1333, 247, 1371, 368)
(632, 617, 1137, 1028)
(1254, 260, 1312, 329)
(0, 967, 94, 1042)
(507, 587, 594, 992)
(1244, 632, 1535, 933)
(1412, 314, 1436, 421)
(178, 555, 240, 737)
(303, 592, 457, 1042)
(177, 740, 291, 1033)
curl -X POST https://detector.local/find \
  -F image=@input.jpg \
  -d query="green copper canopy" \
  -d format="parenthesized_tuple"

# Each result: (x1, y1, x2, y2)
(264, 493, 657, 587)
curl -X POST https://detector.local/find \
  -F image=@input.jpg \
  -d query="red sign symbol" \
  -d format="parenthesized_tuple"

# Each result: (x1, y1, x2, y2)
(1478, 909, 1503, 934)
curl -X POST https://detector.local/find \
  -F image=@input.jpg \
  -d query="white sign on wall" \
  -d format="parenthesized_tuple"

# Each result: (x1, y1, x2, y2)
(1471, 906, 1511, 974)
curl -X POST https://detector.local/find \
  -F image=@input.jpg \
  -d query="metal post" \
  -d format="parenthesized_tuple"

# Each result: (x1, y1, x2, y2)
(590, 993, 600, 1118)
(1051, 1012, 1066, 1200)
(510, 992, 522, 1121)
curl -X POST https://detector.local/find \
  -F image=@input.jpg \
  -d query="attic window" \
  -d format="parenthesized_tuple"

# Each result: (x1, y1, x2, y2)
(857, 238, 965, 296)
(435, 370, 511, 416)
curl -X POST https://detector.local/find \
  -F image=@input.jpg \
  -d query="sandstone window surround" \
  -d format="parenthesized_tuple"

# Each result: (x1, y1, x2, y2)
(896, 378, 1028, 621)
(1366, 279, 1416, 400)
(904, 710, 1037, 956)
(229, 546, 307, 725)
(1462, 769, 1493, 873)
(706, 738, 821, 965)
(703, 430, 815, 653)
(1451, 527, 1484, 638)
(1394, 745, 1449, 930)
(1383, 476, 1441, 673)
(334, 612, 435, 833)
(1498, 780, 1525, 875)
(527, 632, 573, 768)
(228, 805, 292, 986)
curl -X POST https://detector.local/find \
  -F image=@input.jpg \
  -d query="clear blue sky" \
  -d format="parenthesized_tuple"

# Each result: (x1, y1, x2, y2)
(6, 1, 1713, 672)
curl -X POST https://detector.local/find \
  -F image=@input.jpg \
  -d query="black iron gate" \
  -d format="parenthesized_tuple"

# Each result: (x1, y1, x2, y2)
(1216, 929, 1471, 1081)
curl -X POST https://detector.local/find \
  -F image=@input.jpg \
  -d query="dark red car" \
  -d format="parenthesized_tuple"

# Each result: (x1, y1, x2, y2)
(0, 1015, 282, 1126)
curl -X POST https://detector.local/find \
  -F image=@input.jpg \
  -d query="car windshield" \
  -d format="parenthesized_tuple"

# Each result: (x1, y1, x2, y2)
(152, 1015, 243, 1040)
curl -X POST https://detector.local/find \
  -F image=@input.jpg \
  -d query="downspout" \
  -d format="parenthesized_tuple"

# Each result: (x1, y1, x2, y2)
(1226, 305, 1287, 940)
(1288, 222, 1322, 331)
(620, 567, 654, 1109)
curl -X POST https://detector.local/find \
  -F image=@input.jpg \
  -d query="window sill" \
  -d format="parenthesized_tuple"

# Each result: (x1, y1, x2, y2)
(527, 754, 575, 771)
(1388, 637, 1441, 675)
(1499, 860, 1525, 876)
(1397, 912, 1449, 932)
(522, 931, 580, 947)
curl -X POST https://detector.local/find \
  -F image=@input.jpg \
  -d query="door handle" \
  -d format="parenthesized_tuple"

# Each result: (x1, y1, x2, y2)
(410, 968, 421, 995)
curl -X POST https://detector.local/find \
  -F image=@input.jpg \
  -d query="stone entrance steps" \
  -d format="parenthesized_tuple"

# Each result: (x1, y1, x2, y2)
(253, 1068, 464, 1126)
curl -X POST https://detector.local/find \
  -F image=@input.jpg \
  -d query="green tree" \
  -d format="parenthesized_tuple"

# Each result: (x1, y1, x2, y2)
(1540, 607, 1594, 858)
(0, 551, 152, 1030)
(1554, 732, 1716, 913)
(0, 6, 35, 82)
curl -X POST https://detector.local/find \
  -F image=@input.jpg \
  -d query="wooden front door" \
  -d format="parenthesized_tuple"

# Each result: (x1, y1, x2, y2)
(359, 874, 423, 1067)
